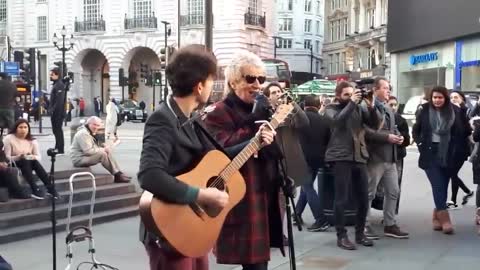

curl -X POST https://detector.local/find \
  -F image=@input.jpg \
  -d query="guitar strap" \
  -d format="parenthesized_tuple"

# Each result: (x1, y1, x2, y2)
(193, 119, 227, 154)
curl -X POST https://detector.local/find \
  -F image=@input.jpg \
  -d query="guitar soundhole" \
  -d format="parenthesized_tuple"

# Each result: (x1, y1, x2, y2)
(199, 176, 228, 218)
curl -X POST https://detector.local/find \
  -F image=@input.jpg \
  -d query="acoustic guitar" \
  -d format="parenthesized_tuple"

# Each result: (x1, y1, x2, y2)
(139, 103, 294, 257)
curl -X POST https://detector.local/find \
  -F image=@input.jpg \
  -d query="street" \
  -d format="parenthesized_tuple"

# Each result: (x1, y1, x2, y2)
(1, 121, 480, 270)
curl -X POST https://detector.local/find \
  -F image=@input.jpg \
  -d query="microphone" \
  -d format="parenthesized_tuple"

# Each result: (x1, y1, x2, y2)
(181, 105, 216, 127)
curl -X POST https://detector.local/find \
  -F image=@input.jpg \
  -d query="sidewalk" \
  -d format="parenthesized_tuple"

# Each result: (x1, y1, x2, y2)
(1, 152, 479, 270)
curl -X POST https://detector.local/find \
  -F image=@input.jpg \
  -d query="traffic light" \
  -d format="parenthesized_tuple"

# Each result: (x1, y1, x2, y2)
(145, 71, 153, 86)
(119, 68, 126, 86)
(24, 48, 36, 84)
(13, 51, 24, 69)
(160, 48, 167, 69)
(153, 71, 162, 86)
(140, 64, 149, 79)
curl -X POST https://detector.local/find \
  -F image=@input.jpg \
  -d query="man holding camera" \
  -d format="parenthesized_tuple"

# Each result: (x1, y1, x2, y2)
(49, 68, 66, 154)
(325, 81, 379, 250)
(363, 77, 409, 240)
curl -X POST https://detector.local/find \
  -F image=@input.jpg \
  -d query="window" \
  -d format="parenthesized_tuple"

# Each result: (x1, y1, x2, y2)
(334, 53, 340, 74)
(37, 0, 47, 2)
(339, 52, 345, 72)
(84, 0, 101, 21)
(304, 19, 312, 33)
(305, 0, 312, 12)
(280, 0, 293, 11)
(315, 40, 320, 53)
(329, 21, 333, 42)
(278, 18, 292, 32)
(279, 38, 292, 49)
(187, 0, 203, 24)
(316, 20, 320, 35)
(366, 8, 375, 29)
(316, 0, 321, 15)
(331, 0, 335, 9)
(344, 18, 348, 35)
(248, 0, 258, 14)
(37, 16, 47, 41)
(328, 54, 333, 74)
(342, 52, 346, 71)
(304, 39, 312, 49)
(133, 0, 152, 18)
(0, 0, 6, 23)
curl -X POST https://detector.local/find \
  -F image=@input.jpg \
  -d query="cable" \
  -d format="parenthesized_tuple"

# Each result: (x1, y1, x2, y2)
(75, 261, 119, 270)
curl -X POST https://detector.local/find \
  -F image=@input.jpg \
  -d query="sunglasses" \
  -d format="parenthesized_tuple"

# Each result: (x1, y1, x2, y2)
(244, 75, 266, 84)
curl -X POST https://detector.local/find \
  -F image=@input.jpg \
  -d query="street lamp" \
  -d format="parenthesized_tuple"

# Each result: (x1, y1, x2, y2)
(53, 25, 74, 78)
(309, 45, 313, 75)
(53, 25, 74, 127)
(272, 36, 283, 59)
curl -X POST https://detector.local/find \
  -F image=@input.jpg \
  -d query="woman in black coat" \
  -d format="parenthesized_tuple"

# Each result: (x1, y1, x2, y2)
(413, 86, 471, 235)
(448, 91, 474, 208)
(470, 119, 480, 235)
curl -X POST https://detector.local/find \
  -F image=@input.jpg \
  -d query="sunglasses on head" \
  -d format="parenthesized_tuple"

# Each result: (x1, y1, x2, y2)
(244, 75, 266, 84)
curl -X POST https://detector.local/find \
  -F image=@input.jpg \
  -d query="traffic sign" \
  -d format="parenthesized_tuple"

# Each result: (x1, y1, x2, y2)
(1, 61, 20, 76)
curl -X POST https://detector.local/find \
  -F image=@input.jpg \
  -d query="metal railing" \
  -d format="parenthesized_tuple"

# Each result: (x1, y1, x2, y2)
(124, 13, 158, 30)
(74, 17, 106, 33)
(180, 14, 204, 26)
(244, 12, 266, 28)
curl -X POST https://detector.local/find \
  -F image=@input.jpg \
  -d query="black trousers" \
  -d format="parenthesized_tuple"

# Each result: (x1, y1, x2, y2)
(51, 116, 64, 152)
(476, 185, 480, 208)
(0, 168, 25, 198)
(242, 262, 268, 270)
(333, 161, 369, 238)
(16, 159, 52, 192)
(450, 159, 471, 203)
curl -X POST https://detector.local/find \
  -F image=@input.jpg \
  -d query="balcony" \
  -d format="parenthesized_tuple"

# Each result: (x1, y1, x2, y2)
(345, 25, 387, 47)
(74, 16, 106, 33)
(124, 13, 157, 31)
(244, 12, 266, 28)
(180, 14, 204, 27)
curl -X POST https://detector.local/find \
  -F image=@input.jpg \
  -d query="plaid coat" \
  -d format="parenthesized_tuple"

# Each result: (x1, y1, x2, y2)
(204, 93, 283, 265)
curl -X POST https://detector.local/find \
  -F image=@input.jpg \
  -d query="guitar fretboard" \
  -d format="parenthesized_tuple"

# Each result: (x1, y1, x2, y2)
(218, 118, 280, 182)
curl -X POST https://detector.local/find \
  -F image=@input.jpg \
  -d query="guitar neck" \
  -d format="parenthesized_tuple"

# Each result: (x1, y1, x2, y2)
(220, 118, 280, 181)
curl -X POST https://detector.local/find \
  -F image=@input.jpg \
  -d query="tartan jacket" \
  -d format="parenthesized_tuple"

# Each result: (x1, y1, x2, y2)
(204, 92, 283, 265)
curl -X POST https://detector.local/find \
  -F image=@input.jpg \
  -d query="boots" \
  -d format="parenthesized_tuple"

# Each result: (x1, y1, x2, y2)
(436, 210, 454, 235)
(432, 209, 442, 231)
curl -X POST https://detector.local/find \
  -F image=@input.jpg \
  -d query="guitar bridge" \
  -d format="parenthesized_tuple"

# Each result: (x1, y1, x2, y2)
(189, 203, 206, 220)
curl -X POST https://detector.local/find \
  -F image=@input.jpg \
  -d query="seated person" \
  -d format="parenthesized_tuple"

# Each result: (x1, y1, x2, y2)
(3, 119, 58, 199)
(0, 138, 29, 200)
(70, 116, 130, 183)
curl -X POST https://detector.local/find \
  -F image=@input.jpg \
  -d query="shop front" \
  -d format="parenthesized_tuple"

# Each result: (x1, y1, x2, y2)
(393, 42, 455, 105)
(455, 37, 480, 91)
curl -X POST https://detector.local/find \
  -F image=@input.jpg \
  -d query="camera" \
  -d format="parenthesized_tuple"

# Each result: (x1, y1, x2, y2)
(355, 78, 375, 99)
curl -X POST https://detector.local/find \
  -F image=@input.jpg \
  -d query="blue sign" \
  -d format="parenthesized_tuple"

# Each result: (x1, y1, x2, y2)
(410, 52, 439, 65)
(459, 60, 480, 68)
(0, 61, 20, 76)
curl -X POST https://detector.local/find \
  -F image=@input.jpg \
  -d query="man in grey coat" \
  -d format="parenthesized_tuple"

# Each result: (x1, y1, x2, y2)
(70, 116, 130, 183)
(363, 77, 409, 240)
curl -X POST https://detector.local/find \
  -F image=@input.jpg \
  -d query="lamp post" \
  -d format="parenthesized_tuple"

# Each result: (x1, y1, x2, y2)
(53, 25, 74, 126)
(309, 45, 313, 76)
(161, 21, 171, 101)
(272, 36, 283, 59)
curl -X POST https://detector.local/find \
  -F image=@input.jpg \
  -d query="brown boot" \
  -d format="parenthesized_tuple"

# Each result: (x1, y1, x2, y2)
(114, 172, 130, 183)
(436, 210, 454, 235)
(432, 209, 442, 231)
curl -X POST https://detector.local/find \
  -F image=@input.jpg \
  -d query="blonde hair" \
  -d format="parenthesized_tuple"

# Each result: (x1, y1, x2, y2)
(223, 51, 265, 96)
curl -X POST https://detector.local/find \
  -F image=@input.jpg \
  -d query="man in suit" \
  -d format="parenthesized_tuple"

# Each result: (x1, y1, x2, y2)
(363, 77, 409, 240)
(137, 45, 275, 270)
(49, 68, 66, 154)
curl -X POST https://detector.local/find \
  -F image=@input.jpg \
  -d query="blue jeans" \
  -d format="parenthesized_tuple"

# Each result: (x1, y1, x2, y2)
(424, 159, 450, 210)
(296, 168, 323, 222)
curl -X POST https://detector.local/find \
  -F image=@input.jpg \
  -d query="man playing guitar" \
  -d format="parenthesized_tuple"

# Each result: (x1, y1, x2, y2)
(137, 44, 276, 270)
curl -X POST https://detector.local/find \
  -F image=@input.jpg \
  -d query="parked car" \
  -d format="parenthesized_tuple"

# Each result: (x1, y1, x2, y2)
(120, 99, 147, 122)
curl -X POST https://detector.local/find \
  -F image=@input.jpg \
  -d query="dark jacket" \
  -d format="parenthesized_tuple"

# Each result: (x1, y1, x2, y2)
(471, 123, 480, 185)
(137, 97, 241, 245)
(364, 103, 398, 163)
(299, 107, 331, 169)
(49, 79, 66, 119)
(413, 103, 472, 170)
(0, 80, 17, 109)
(395, 113, 410, 160)
(325, 100, 379, 164)
(0, 140, 7, 163)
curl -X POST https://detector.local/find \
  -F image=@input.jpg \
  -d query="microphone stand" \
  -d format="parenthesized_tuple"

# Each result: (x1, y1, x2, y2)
(47, 148, 58, 270)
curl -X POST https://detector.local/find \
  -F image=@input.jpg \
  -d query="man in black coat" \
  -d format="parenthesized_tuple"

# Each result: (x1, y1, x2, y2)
(0, 79, 17, 134)
(297, 94, 331, 232)
(49, 68, 66, 154)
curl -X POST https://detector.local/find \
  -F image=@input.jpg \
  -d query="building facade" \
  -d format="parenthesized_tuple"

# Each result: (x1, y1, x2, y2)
(274, 0, 324, 76)
(1, 0, 275, 115)
(323, 0, 389, 81)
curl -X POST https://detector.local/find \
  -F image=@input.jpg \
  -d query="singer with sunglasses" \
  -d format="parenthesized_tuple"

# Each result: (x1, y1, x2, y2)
(204, 51, 284, 270)
(137, 45, 275, 270)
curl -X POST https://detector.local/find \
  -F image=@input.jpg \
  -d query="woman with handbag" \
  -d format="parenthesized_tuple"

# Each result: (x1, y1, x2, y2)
(3, 119, 59, 200)
(0, 139, 29, 200)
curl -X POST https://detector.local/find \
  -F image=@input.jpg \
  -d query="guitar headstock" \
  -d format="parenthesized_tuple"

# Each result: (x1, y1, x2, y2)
(270, 102, 295, 129)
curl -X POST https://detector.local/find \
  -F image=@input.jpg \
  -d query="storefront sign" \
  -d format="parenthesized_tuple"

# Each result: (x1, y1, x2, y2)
(459, 60, 480, 68)
(410, 52, 439, 65)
